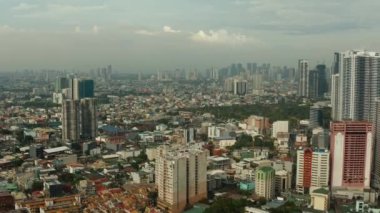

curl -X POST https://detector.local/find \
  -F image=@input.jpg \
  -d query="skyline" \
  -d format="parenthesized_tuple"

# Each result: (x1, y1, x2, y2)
(1, 0, 380, 72)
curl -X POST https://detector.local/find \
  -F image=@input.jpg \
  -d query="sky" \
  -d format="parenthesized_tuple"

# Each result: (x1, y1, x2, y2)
(0, 0, 380, 72)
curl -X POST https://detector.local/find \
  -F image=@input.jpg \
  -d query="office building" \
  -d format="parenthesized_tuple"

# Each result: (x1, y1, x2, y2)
(330, 121, 373, 191)
(255, 167, 275, 199)
(331, 50, 380, 122)
(316, 64, 328, 98)
(68, 78, 94, 100)
(156, 145, 207, 213)
(331, 74, 340, 120)
(55, 77, 69, 93)
(332, 52, 341, 75)
(79, 79, 94, 99)
(309, 106, 323, 128)
(298, 59, 309, 97)
(62, 100, 80, 142)
(372, 99, 380, 189)
(296, 148, 329, 194)
(80, 98, 97, 139)
(308, 69, 319, 98)
(234, 79, 247, 96)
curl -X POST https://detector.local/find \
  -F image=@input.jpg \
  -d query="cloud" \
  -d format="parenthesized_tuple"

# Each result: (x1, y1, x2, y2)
(92, 25, 99, 34)
(163, 26, 180, 33)
(47, 4, 107, 13)
(14, 3, 107, 18)
(0, 25, 26, 34)
(191, 29, 249, 44)
(12, 3, 38, 11)
(74, 26, 81, 33)
(135, 30, 157, 36)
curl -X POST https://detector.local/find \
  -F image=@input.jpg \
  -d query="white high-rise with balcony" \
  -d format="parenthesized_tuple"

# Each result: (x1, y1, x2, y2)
(155, 145, 207, 213)
(331, 50, 380, 122)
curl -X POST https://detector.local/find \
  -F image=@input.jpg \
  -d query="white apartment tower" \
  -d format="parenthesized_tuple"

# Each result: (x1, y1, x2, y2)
(296, 148, 329, 194)
(155, 145, 208, 213)
(331, 50, 380, 122)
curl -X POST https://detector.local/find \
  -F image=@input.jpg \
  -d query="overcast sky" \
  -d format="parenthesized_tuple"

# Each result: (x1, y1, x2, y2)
(0, 0, 379, 72)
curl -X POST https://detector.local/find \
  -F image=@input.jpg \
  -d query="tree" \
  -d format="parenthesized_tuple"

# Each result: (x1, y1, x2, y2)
(231, 134, 253, 150)
(204, 198, 248, 213)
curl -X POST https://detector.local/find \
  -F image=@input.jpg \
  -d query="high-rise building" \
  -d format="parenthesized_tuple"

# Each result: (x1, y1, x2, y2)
(55, 77, 69, 93)
(316, 64, 328, 98)
(183, 127, 196, 143)
(372, 99, 380, 189)
(62, 100, 80, 142)
(255, 167, 275, 199)
(331, 74, 340, 121)
(156, 145, 207, 213)
(330, 121, 373, 191)
(78, 79, 94, 99)
(80, 98, 97, 140)
(331, 50, 380, 122)
(275, 170, 290, 196)
(308, 69, 319, 99)
(234, 79, 247, 96)
(298, 59, 309, 97)
(68, 78, 80, 100)
(68, 78, 94, 100)
(296, 148, 329, 194)
(309, 106, 323, 129)
(332, 52, 341, 75)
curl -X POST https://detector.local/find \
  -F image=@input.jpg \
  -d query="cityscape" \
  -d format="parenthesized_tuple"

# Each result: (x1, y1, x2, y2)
(0, 1, 380, 213)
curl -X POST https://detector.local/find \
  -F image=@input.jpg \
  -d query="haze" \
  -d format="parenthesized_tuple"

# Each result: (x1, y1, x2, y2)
(1, 0, 379, 72)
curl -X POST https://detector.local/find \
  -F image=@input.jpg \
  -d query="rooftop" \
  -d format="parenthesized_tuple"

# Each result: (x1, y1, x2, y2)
(44, 146, 69, 154)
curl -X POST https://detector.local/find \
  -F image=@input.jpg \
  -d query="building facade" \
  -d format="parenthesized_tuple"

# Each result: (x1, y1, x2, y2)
(62, 99, 80, 142)
(330, 121, 373, 191)
(155, 145, 208, 213)
(296, 148, 329, 194)
(331, 50, 380, 122)
(255, 167, 275, 199)
(80, 98, 97, 139)
(298, 59, 309, 97)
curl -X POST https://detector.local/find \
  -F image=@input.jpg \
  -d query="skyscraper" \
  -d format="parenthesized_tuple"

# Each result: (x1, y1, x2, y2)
(68, 78, 80, 100)
(298, 59, 309, 97)
(155, 145, 207, 213)
(78, 79, 94, 99)
(309, 106, 323, 129)
(308, 69, 319, 99)
(62, 99, 80, 142)
(372, 99, 380, 189)
(331, 50, 380, 122)
(233, 79, 247, 96)
(332, 52, 341, 75)
(255, 167, 275, 199)
(80, 98, 97, 140)
(296, 148, 330, 194)
(55, 77, 69, 93)
(331, 74, 340, 121)
(330, 121, 373, 192)
(68, 78, 94, 100)
(316, 64, 328, 98)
